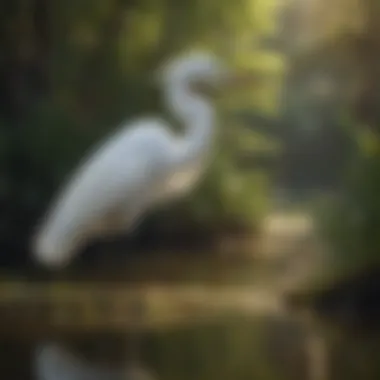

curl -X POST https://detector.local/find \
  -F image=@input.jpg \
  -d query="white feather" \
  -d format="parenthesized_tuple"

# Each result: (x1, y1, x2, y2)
(32, 50, 230, 268)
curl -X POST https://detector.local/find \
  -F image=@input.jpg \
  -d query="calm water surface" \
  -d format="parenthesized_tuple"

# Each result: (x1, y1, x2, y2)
(1, 253, 380, 380)
(1, 313, 310, 380)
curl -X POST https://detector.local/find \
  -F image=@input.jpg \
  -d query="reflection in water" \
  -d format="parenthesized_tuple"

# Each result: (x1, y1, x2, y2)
(7, 311, 380, 380)
(34, 342, 156, 380)
(4, 315, 306, 380)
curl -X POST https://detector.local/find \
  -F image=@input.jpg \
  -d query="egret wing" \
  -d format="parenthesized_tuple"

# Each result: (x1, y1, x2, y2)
(39, 121, 170, 240)
(33, 119, 172, 267)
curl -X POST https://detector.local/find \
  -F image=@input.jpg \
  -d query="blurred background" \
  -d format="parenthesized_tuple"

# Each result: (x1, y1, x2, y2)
(0, 0, 380, 379)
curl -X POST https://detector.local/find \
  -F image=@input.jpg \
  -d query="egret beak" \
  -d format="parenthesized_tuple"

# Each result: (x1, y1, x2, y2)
(192, 71, 261, 98)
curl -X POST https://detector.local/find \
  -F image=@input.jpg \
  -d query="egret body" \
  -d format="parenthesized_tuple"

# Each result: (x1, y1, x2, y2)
(32, 51, 235, 268)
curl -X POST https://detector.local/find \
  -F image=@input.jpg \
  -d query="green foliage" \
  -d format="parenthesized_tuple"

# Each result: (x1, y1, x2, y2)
(315, 118, 380, 274)
(295, 0, 380, 283)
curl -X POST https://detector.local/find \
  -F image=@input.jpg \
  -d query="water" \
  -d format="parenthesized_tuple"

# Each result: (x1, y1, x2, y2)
(2, 271, 380, 380)
(0, 313, 309, 380)
(4, 314, 380, 380)
(1, 211, 380, 380)
(0, 245, 308, 380)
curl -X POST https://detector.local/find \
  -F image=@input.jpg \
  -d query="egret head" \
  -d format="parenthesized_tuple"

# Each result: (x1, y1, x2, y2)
(157, 50, 258, 100)
(157, 51, 232, 98)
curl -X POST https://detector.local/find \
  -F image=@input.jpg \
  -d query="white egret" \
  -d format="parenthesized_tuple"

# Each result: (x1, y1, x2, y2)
(32, 50, 248, 268)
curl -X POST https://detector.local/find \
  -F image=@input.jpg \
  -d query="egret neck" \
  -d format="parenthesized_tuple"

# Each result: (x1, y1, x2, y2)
(165, 80, 216, 163)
